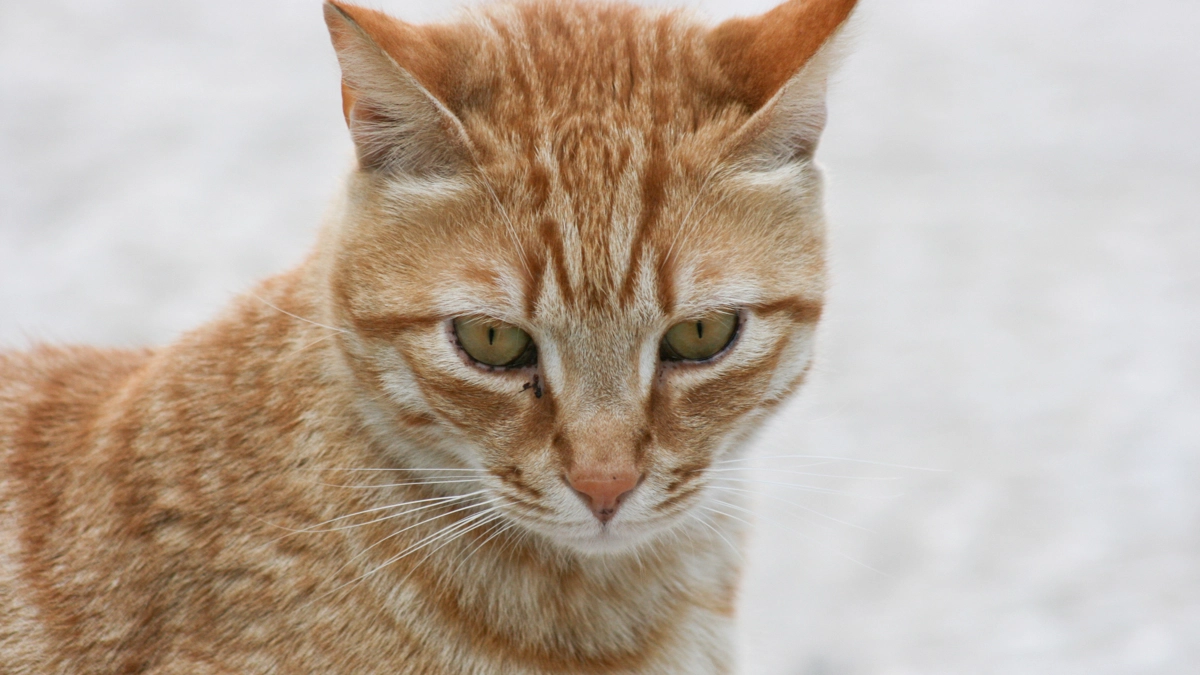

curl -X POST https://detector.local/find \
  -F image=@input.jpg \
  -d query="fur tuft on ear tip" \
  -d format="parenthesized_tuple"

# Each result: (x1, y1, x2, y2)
(323, 0, 349, 22)
(322, 1, 370, 50)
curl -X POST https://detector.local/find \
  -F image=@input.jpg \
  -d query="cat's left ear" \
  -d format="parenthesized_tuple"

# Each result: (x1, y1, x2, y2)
(323, 2, 472, 176)
(708, 0, 858, 166)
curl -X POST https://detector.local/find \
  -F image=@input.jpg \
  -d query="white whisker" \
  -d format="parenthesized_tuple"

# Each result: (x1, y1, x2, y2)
(278, 332, 341, 361)
(314, 478, 484, 490)
(717, 454, 946, 472)
(342, 504, 504, 596)
(308, 467, 489, 473)
(447, 518, 513, 579)
(416, 512, 509, 585)
(701, 466, 900, 481)
(261, 489, 488, 538)
(479, 177, 533, 277)
(251, 294, 348, 333)
(706, 497, 756, 520)
(708, 476, 897, 499)
(320, 498, 502, 599)
(734, 503, 891, 578)
(296, 492, 490, 535)
(705, 484, 874, 533)
(699, 504, 754, 530)
(688, 510, 744, 563)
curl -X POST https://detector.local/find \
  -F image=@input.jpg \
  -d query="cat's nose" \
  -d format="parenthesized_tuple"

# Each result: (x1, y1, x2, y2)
(566, 468, 642, 523)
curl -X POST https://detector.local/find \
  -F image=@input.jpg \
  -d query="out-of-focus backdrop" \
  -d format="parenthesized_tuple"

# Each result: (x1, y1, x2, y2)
(2, 1, 1197, 672)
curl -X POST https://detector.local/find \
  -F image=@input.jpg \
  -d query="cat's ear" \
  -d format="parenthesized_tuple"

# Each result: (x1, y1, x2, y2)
(707, 0, 858, 166)
(323, 2, 471, 176)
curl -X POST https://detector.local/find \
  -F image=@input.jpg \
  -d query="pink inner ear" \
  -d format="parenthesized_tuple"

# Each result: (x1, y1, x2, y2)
(340, 81, 355, 127)
(706, 0, 857, 110)
(345, 97, 393, 170)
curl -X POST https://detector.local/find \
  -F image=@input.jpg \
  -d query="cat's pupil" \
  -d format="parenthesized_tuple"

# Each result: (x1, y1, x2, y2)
(488, 327, 496, 345)
(696, 321, 704, 339)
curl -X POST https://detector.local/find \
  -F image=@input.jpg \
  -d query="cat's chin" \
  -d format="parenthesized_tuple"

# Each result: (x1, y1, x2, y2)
(552, 532, 658, 556)
(528, 518, 676, 557)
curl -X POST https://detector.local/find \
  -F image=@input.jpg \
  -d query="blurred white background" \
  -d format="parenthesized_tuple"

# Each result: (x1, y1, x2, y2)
(2, 1, 1197, 673)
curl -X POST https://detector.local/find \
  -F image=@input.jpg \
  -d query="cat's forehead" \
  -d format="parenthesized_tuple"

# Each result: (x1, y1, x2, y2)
(458, 2, 736, 128)
(436, 5, 792, 323)
(465, 104, 751, 324)
(437, 162, 821, 332)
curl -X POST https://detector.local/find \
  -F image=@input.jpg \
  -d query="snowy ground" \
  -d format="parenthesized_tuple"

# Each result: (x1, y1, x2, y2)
(2, 1, 1197, 673)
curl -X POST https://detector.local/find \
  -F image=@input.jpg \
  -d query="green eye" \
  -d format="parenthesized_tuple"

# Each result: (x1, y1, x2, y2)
(661, 311, 739, 362)
(453, 317, 536, 368)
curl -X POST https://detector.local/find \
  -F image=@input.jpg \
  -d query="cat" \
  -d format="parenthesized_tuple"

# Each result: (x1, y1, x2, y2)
(0, 0, 855, 672)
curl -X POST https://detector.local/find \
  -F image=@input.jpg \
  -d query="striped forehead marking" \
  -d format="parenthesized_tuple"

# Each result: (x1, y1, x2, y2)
(516, 138, 678, 317)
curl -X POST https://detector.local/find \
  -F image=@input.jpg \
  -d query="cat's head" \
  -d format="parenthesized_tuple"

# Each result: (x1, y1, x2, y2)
(320, 0, 854, 554)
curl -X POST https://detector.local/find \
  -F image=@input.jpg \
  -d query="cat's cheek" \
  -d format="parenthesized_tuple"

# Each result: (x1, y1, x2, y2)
(764, 328, 818, 401)
(378, 347, 523, 443)
(331, 331, 438, 420)
(371, 354, 433, 412)
(663, 344, 791, 447)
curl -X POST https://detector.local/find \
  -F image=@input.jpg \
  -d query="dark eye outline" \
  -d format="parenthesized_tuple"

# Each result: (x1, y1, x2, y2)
(449, 318, 539, 371)
(659, 310, 742, 364)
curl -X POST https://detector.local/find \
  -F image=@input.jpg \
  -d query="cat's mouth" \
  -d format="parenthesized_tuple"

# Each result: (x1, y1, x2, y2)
(494, 490, 695, 555)
(540, 519, 670, 554)
(481, 462, 713, 554)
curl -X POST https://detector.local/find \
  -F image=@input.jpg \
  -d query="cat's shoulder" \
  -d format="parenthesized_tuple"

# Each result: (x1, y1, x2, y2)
(0, 344, 153, 394)
(0, 344, 154, 442)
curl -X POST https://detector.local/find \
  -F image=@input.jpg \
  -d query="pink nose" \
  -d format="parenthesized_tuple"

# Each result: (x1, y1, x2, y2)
(566, 469, 641, 523)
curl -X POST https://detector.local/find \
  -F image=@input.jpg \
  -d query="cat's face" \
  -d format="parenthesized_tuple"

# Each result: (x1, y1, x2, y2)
(322, 0, 845, 553)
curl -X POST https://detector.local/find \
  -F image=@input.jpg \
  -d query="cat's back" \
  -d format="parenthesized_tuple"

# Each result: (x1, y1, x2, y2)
(0, 345, 155, 537)
(0, 345, 154, 456)
(0, 345, 153, 668)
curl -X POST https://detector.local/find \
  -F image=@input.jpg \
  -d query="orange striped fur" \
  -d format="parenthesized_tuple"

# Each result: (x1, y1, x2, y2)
(0, 1, 855, 672)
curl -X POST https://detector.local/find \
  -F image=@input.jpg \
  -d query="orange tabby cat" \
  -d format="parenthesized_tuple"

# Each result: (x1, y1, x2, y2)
(0, 0, 855, 672)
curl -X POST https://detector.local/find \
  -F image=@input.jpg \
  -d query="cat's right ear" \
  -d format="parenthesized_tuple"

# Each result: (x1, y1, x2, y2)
(323, 2, 471, 176)
(708, 0, 858, 168)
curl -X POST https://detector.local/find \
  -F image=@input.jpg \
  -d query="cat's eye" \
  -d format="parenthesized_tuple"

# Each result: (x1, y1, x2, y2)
(660, 311, 739, 362)
(453, 317, 537, 368)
